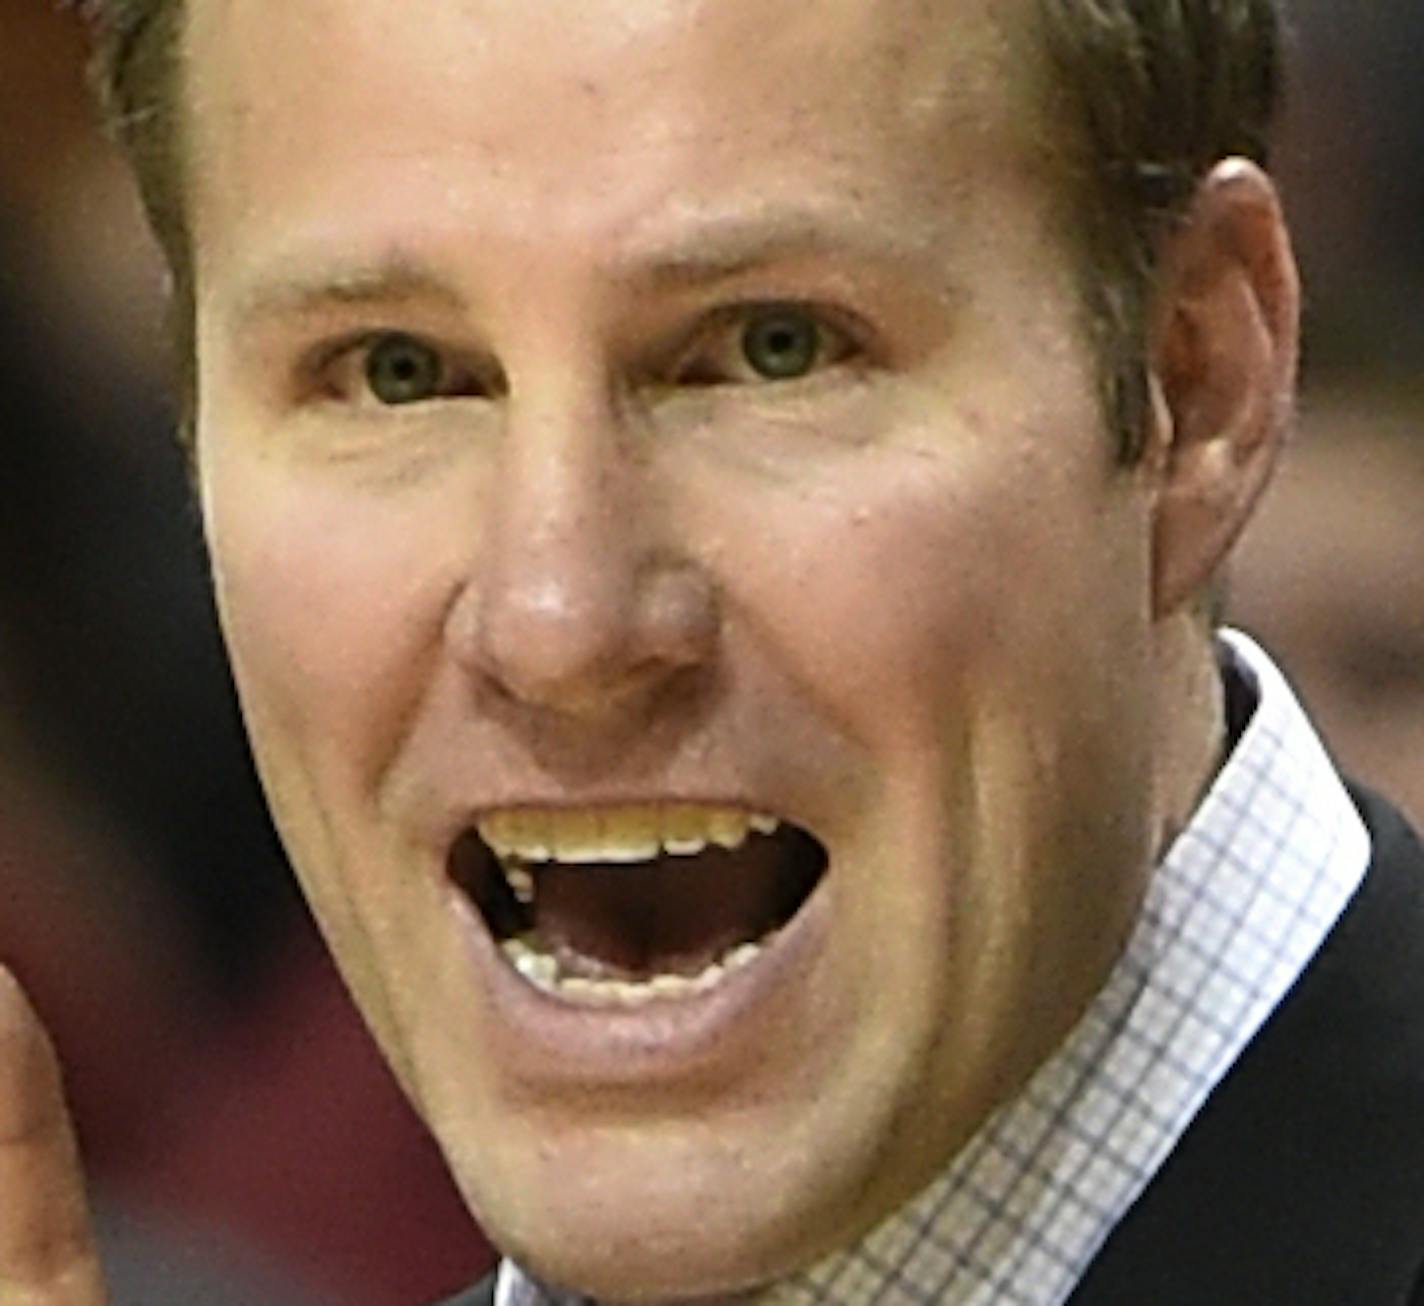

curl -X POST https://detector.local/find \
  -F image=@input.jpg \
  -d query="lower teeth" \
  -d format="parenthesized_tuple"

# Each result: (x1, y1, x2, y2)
(501, 935, 770, 1006)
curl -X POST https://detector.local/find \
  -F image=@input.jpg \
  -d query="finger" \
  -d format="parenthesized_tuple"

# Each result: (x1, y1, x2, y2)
(0, 967, 108, 1305)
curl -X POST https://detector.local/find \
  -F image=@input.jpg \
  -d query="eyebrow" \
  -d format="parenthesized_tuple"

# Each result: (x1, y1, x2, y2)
(621, 201, 948, 290)
(223, 198, 952, 332)
(226, 253, 470, 332)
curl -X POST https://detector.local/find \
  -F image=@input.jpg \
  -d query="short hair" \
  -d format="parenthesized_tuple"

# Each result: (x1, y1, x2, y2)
(85, 0, 1284, 458)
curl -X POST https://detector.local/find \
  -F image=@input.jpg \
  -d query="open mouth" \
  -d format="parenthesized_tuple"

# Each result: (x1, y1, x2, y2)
(448, 805, 827, 1007)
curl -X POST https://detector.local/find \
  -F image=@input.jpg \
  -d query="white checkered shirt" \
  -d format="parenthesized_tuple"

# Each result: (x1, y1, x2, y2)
(495, 630, 1370, 1306)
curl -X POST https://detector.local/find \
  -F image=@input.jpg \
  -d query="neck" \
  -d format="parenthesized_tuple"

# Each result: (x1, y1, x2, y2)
(1152, 612, 1228, 859)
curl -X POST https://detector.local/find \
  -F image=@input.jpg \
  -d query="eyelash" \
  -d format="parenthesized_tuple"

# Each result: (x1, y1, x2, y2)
(304, 330, 495, 406)
(301, 301, 870, 408)
(669, 301, 867, 387)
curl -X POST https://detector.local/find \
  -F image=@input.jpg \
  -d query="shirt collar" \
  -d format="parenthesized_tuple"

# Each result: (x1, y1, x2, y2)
(498, 630, 1369, 1305)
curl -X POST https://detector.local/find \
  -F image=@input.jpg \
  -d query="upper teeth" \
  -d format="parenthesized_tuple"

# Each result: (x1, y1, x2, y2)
(478, 804, 780, 865)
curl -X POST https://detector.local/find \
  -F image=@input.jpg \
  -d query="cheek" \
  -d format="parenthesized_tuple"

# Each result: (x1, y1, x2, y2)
(202, 450, 468, 791)
(703, 431, 1146, 760)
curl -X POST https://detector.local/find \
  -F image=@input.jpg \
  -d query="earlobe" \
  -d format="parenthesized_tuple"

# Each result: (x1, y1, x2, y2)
(1148, 159, 1300, 620)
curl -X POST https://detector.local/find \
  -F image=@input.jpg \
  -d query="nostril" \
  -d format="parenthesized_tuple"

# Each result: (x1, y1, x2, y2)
(449, 563, 636, 707)
(637, 563, 720, 669)
(444, 556, 718, 718)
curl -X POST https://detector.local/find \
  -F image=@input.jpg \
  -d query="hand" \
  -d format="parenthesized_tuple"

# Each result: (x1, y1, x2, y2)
(0, 968, 108, 1304)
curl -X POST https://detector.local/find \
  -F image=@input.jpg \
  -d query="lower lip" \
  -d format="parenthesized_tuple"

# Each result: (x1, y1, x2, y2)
(446, 874, 832, 1091)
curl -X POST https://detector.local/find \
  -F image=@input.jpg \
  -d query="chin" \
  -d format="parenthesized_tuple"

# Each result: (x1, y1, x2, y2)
(478, 1166, 844, 1301)
(437, 1088, 905, 1303)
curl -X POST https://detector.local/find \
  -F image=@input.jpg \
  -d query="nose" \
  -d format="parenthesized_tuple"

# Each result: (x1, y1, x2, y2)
(445, 388, 718, 722)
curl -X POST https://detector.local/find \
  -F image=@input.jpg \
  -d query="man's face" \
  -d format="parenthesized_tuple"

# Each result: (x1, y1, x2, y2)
(189, 0, 1163, 1295)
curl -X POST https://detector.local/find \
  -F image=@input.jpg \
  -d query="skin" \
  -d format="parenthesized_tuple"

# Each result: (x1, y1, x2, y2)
(0, 0, 1298, 1300)
(0, 970, 107, 1305)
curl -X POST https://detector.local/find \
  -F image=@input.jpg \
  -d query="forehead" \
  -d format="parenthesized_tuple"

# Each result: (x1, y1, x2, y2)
(184, 0, 1034, 123)
(183, 0, 1050, 267)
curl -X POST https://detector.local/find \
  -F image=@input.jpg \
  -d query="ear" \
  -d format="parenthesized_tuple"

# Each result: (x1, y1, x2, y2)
(1146, 159, 1300, 619)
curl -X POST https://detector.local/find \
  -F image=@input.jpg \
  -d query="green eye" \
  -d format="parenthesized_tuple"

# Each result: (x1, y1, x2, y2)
(364, 333, 445, 405)
(740, 309, 824, 381)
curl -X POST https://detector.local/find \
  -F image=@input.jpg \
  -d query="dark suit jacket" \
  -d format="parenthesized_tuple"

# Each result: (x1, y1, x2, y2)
(440, 787, 1424, 1305)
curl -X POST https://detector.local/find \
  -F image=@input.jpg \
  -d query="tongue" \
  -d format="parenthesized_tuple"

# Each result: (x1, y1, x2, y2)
(532, 835, 805, 979)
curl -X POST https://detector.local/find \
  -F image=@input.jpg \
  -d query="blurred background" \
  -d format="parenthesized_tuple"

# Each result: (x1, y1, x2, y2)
(0, 2, 1418, 1302)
